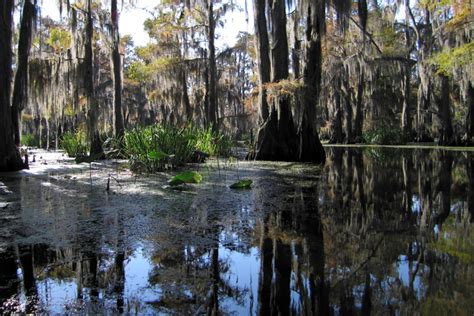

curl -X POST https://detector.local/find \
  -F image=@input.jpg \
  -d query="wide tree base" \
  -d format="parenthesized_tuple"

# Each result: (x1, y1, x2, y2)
(0, 148, 26, 172)
(248, 110, 326, 164)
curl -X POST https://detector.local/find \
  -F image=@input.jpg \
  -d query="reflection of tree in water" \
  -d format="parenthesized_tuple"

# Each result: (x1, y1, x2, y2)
(0, 174, 128, 314)
(251, 147, 473, 315)
(319, 148, 473, 314)
(0, 148, 473, 314)
(252, 167, 329, 315)
(0, 248, 20, 313)
(145, 186, 253, 314)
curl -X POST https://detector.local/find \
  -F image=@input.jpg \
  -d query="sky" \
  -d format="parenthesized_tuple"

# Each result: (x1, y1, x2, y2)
(39, 0, 253, 49)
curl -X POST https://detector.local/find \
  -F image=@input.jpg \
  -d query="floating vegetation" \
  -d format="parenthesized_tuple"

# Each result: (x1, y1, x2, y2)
(169, 171, 203, 186)
(229, 179, 252, 189)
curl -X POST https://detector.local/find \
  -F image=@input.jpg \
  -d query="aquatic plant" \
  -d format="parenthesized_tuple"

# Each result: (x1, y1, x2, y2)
(192, 126, 233, 157)
(20, 133, 39, 147)
(60, 130, 88, 157)
(169, 171, 203, 186)
(124, 125, 190, 172)
(230, 179, 252, 189)
(102, 136, 126, 158)
(362, 127, 405, 145)
(124, 124, 233, 173)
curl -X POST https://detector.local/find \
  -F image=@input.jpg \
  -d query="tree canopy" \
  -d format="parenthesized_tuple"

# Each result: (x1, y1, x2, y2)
(0, 0, 472, 170)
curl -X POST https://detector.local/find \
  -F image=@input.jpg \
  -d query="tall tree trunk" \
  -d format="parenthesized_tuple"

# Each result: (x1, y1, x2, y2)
(207, 0, 218, 131)
(251, 0, 299, 161)
(251, 0, 305, 160)
(342, 75, 353, 143)
(401, 62, 411, 137)
(37, 116, 42, 148)
(401, 0, 412, 138)
(0, 0, 25, 171)
(85, 0, 103, 156)
(416, 9, 433, 142)
(181, 69, 192, 122)
(254, 0, 271, 122)
(45, 118, 50, 150)
(291, 10, 300, 79)
(111, 0, 125, 139)
(437, 75, 453, 145)
(465, 82, 474, 144)
(269, 0, 289, 82)
(251, 0, 325, 163)
(353, 68, 364, 141)
(329, 77, 343, 143)
(468, 156, 474, 222)
(298, 0, 326, 162)
(416, 75, 432, 141)
(12, 0, 35, 147)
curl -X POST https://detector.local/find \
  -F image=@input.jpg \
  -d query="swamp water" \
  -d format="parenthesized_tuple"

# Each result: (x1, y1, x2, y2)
(0, 147, 473, 315)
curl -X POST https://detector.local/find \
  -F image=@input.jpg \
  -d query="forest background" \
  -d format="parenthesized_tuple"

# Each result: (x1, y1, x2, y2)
(0, 0, 472, 170)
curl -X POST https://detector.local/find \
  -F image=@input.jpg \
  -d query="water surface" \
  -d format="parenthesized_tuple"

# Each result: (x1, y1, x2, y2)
(0, 147, 473, 314)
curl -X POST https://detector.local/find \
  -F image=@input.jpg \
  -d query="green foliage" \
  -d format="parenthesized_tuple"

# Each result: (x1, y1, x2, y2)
(20, 133, 39, 147)
(124, 125, 192, 172)
(420, 0, 456, 10)
(430, 42, 474, 77)
(126, 61, 152, 83)
(60, 130, 88, 158)
(362, 127, 405, 145)
(379, 26, 404, 57)
(46, 28, 72, 53)
(102, 136, 125, 159)
(149, 57, 180, 71)
(126, 56, 180, 84)
(193, 126, 233, 157)
(230, 179, 252, 189)
(124, 124, 233, 173)
(169, 171, 203, 186)
(135, 44, 157, 62)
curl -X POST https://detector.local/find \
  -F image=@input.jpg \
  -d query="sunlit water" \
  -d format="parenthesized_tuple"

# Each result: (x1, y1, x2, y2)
(0, 147, 473, 314)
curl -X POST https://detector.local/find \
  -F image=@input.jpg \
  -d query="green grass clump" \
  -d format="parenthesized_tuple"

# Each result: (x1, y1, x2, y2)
(125, 125, 193, 172)
(362, 127, 405, 145)
(60, 130, 88, 157)
(193, 126, 233, 157)
(20, 133, 39, 147)
(124, 124, 232, 173)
